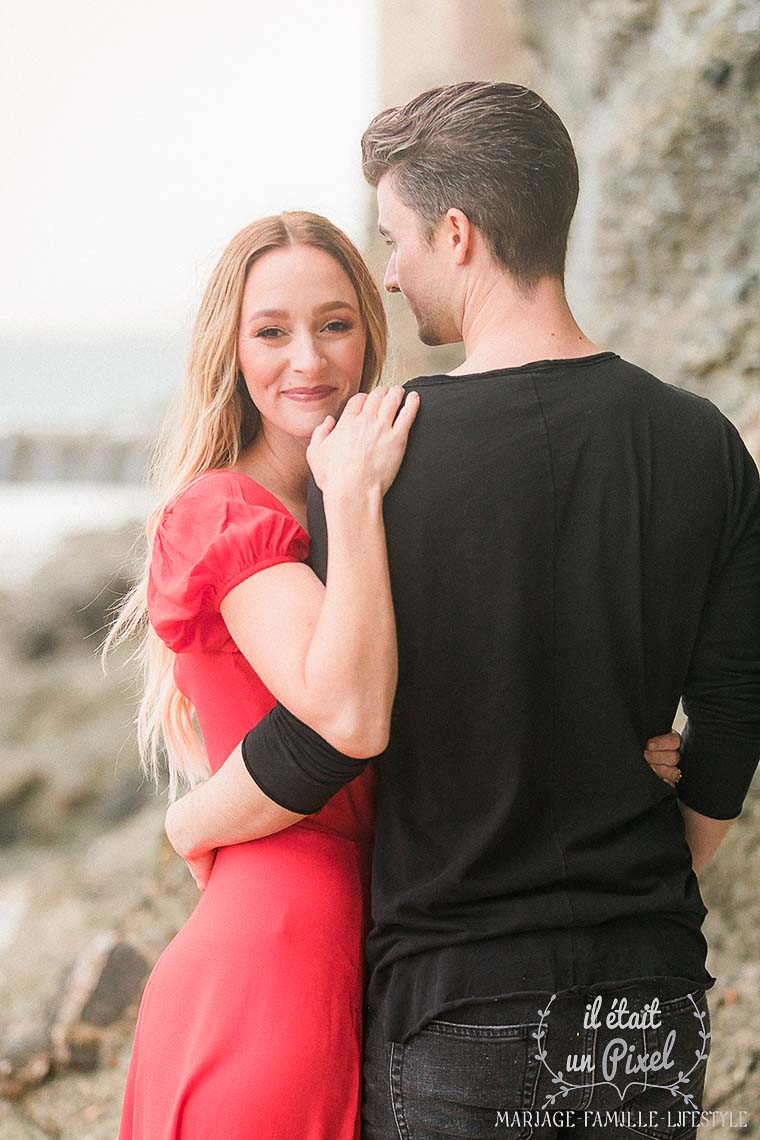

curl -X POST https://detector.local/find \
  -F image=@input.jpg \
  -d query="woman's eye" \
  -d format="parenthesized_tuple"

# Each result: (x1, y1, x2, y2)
(256, 327, 285, 339)
(323, 320, 352, 333)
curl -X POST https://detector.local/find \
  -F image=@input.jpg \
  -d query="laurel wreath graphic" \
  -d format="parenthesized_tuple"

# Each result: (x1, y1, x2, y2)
(533, 992, 710, 1110)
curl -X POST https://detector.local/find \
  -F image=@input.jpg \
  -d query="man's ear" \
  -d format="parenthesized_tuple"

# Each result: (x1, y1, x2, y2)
(444, 208, 473, 265)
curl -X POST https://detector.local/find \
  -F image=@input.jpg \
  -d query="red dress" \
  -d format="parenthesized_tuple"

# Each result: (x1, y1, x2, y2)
(118, 470, 376, 1140)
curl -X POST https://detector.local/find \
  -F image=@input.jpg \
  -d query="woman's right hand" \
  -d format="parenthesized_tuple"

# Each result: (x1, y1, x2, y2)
(306, 386, 420, 500)
(165, 794, 217, 891)
(645, 730, 682, 788)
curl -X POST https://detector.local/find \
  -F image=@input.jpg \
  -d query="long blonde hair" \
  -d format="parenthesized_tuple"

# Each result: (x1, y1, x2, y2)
(104, 212, 388, 800)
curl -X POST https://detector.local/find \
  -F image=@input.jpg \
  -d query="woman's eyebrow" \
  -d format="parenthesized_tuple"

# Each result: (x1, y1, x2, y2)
(314, 301, 359, 314)
(246, 302, 358, 327)
(247, 309, 288, 323)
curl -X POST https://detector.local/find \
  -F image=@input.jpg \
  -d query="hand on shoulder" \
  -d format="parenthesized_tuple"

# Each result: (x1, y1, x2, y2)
(306, 386, 420, 500)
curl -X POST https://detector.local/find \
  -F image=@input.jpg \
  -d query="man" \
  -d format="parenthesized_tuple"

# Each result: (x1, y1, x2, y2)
(166, 84, 760, 1137)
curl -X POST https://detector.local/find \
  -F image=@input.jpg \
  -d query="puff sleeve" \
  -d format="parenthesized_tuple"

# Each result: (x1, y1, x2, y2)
(148, 471, 310, 653)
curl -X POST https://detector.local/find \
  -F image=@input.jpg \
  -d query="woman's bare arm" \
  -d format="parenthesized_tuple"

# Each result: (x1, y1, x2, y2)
(165, 388, 418, 886)
(220, 387, 417, 755)
(165, 750, 306, 889)
(221, 493, 392, 758)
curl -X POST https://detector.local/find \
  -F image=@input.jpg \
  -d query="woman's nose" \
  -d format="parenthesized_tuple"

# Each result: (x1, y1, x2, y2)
(291, 334, 326, 375)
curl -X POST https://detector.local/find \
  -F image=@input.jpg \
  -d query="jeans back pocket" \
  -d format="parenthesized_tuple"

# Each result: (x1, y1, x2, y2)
(615, 990, 711, 1140)
(391, 1017, 541, 1139)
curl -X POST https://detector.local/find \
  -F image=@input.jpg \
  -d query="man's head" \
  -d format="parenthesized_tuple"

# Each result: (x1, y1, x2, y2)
(361, 82, 579, 345)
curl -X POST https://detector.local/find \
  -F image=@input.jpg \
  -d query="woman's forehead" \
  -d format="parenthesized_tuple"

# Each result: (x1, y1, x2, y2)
(242, 245, 359, 311)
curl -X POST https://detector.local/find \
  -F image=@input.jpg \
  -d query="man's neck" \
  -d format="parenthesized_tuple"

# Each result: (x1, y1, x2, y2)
(449, 274, 602, 376)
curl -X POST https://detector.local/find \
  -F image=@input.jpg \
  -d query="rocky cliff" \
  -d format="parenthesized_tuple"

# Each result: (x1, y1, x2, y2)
(374, 0, 760, 460)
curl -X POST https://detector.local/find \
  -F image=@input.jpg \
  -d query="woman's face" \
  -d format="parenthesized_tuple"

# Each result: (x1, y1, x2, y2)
(237, 244, 367, 443)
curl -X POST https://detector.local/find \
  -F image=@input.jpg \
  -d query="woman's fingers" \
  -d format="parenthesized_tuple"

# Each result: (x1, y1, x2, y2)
(186, 849, 216, 891)
(365, 385, 391, 408)
(373, 385, 405, 423)
(650, 762, 682, 787)
(341, 385, 416, 428)
(309, 385, 419, 497)
(645, 729, 681, 781)
(644, 747, 679, 768)
(343, 391, 370, 416)
(309, 415, 336, 448)
(354, 385, 418, 428)
(643, 729, 681, 787)
(392, 390, 420, 434)
(645, 731, 681, 752)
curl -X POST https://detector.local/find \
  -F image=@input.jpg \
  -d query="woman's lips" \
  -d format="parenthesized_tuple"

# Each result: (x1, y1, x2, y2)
(282, 386, 336, 402)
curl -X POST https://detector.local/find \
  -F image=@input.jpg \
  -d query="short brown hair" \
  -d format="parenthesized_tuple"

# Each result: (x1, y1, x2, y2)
(362, 82, 579, 290)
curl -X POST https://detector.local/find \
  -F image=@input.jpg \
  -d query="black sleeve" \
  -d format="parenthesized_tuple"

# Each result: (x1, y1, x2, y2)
(241, 705, 373, 814)
(678, 425, 760, 819)
(306, 477, 328, 583)
(240, 474, 378, 814)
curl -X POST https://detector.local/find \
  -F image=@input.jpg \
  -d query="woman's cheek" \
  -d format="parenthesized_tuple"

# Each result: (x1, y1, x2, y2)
(342, 335, 367, 388)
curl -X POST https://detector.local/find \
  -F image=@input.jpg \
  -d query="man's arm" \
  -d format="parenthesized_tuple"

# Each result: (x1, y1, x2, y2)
(677, 424, 760, 856)
(678, 802, 735, 875)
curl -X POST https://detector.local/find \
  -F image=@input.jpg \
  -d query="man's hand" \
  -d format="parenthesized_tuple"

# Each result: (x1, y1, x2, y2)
(165, 793, 217, 892)
(645, 730, 682, 787)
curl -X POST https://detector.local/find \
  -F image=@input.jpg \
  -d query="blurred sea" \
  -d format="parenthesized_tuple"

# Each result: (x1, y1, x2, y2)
(0, 332, 179, 587)
(0, 482, 154, 589)
(0, 333, 183, 431)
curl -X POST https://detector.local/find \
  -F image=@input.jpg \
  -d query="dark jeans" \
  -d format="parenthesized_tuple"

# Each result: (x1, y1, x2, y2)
(363, 984, 710, 1140)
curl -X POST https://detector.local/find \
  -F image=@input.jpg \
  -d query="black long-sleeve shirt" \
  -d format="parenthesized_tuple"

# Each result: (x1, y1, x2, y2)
(242, 353, 760, 1042)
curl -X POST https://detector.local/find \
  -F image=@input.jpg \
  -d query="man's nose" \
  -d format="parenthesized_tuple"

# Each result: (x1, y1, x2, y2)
(383, 253, 400, 293)
(291, 334, 326, 375)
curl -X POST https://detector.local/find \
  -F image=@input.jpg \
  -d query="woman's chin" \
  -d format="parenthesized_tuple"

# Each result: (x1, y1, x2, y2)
(286, 411, 335, 442)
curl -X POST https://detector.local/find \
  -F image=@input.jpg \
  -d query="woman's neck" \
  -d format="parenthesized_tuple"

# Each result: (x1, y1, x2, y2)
(233, 426, 310, 527)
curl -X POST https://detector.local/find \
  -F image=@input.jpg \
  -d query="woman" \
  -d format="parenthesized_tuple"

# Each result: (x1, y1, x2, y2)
(108, 212, 680, 1139)
(108, 211, 418, 1139)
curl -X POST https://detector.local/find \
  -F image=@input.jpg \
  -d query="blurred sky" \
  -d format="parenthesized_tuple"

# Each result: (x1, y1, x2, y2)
(0, 0, 380, 557)
(1, 0, 378, 339)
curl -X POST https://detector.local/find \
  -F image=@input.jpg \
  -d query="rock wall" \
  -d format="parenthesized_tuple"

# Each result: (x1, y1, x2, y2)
(530, 0, 760, 437)
(372, 0, 760, 458)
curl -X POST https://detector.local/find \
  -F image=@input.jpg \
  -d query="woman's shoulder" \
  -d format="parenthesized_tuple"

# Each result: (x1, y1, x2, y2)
(164, 468, 287, 518)
(148, 468, 310, 653)
(155, 467, 308, 567)
(159, 469, 307, 542)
